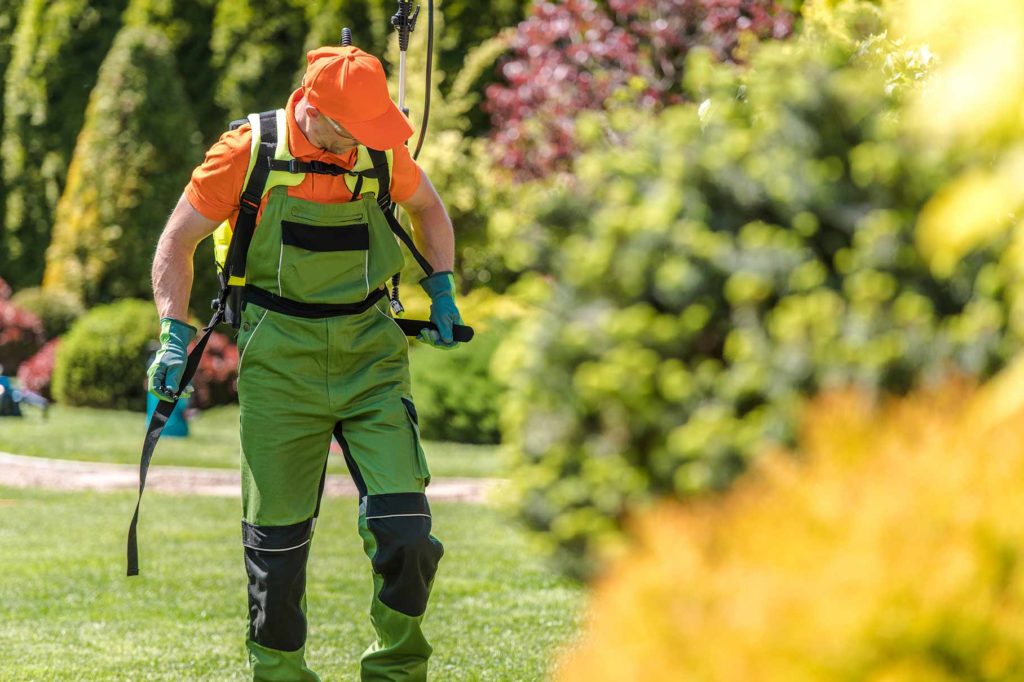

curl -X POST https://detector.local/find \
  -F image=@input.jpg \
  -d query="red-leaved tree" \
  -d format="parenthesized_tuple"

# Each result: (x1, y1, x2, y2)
(17, 338, 60, 399)
(485, 0, 794, 179)
(190, 330, 239, 409)
(0, 299, 45, 374)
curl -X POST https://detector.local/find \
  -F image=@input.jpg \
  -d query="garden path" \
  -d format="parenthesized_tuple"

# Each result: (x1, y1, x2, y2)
(0, 451, 501, 503)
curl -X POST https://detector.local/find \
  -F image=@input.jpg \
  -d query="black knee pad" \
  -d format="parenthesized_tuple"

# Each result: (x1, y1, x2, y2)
(365, 493, 444, 617)
(242, 518, 314, 651)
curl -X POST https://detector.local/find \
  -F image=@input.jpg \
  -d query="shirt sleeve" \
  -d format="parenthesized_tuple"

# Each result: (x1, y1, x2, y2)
(184, 126, 252, 222)
(389, 143, 423, 204)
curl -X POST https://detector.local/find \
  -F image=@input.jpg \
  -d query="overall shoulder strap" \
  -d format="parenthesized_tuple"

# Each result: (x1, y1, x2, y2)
(367, 148, 433, 276)
(222, 110, 280, 284)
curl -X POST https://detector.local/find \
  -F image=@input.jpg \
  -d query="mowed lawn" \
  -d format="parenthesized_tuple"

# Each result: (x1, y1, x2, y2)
(0, 405, 503, 478)
(0, 486, 582, 681)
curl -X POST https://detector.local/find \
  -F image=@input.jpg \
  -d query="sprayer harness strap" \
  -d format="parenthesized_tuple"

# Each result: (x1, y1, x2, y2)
(222, 111, 280, 288)
(367, 148, 433, 276)
(127, 110, 279, 577)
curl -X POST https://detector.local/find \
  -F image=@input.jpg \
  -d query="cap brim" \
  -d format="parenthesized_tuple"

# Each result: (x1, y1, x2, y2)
(342, 103, 414, 151)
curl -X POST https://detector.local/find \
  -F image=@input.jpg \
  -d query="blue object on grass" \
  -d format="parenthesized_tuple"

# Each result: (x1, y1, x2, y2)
(146, 391, 189, 437)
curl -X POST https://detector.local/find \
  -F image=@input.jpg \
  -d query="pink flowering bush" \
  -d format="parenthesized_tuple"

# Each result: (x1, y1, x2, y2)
(190, 330, 239, 408)
(485, 0, 794, 179)
(17, 338, 60, 399)
(0, 298, 45, 374)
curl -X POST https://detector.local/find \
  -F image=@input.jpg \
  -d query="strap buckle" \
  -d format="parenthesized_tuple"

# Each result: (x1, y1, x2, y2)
(239, 191, 261, 213)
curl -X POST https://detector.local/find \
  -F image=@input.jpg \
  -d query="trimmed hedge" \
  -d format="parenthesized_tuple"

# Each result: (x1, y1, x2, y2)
(1, 0, 127, 288)
(500, 4, 1024, 578)
(52, 299, 158, 410)
(410, 320, 507, 444)
(10, 286, 83, 339)
(42, 25, 201, 305)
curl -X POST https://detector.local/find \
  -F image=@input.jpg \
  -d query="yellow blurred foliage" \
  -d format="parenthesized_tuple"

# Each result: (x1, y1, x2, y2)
(556, 377, 1024, 681)
(899, 0, 1024, 272)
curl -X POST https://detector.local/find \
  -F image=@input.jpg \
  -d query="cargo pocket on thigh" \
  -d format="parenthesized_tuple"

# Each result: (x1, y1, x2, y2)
(401, 397, 430, 486)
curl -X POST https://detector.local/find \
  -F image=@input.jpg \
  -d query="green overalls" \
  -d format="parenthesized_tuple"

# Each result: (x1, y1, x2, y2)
(233, 113, 443, 681)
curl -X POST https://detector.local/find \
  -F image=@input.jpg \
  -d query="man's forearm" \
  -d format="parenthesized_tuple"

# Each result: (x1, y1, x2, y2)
(152, 230, 197, 321)
(408, 202, 454, 273)
(152, 194, 221, 322)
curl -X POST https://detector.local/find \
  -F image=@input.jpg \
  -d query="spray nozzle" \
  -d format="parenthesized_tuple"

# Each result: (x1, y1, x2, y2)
(391, 2, 420, 51)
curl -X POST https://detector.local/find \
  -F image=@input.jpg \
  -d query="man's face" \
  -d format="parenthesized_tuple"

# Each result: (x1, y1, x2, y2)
(314, 111, 359, 154)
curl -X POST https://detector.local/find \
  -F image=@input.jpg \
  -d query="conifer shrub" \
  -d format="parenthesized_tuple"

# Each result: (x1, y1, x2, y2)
(0, 0, 24, 241)
(211, 0, 309, 120)
(42, 25, 201, 306)
(52, 299, 158, 409)
(557, 384, 1024, 681)
(500, 4, 1024, 578)
(1, 0, 127, 288)
(121, 0, 224, 145)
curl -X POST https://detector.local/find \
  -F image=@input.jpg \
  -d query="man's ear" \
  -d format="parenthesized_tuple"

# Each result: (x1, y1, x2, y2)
(306, 105, 321, 121)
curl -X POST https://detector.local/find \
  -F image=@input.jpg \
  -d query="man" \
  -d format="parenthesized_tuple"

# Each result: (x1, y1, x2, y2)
(148, 45, 462, 681)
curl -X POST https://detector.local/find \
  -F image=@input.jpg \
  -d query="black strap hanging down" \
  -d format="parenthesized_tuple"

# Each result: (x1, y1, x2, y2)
(367, 148, 434, 276)
(127, 308, 224, 576)
(129, 110, 280, 576)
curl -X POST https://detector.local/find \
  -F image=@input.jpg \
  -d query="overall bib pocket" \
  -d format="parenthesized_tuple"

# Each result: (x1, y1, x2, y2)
(279, 215, 371, 304)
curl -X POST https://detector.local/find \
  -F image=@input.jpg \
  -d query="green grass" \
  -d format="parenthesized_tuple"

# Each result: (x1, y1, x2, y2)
(0, 405, 503, 478)
(0, 487, 582, 680)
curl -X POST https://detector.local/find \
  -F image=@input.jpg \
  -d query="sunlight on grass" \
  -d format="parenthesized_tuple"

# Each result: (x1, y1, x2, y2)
(0, 487, 580, 681)
(0, 405, 502, 478)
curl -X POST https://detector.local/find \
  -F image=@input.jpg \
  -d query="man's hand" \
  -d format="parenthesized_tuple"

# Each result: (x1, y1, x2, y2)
(417, 271, 463, 350)
(147, 318, 197, 401)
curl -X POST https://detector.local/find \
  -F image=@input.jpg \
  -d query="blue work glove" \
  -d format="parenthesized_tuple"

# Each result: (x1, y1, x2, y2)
(147, 317, 197, 402)
(417, 271, 463, 349)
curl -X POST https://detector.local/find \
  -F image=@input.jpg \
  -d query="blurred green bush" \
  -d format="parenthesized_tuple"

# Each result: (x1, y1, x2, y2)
(1, 0, 127, 289)
(42, 25, 201, 306)
(499, 2, 1024, 579)
(52, 299, 158, 410)
(557, 383, 1024, 681)
(411, 320, 507, 444)
(10, 287, 83, 339)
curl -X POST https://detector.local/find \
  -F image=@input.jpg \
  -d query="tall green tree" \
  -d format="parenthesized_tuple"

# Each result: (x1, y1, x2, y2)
(1, 0, 127, 288)
(303, 0, 390, 60)
(122, 0, 224, 145)
(43, 26, 201, 305)
(211, 0, 309, 119)
(0, 0, 24, 262)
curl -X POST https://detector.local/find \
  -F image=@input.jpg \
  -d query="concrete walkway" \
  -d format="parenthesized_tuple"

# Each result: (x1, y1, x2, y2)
(0, 451, 502, 503)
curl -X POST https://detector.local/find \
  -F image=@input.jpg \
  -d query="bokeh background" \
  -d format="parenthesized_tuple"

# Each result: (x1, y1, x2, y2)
(2, 0, 1024, 679)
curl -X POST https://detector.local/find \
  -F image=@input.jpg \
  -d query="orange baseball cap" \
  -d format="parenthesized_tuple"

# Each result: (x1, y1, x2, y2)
(301, 45, 413, 151)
